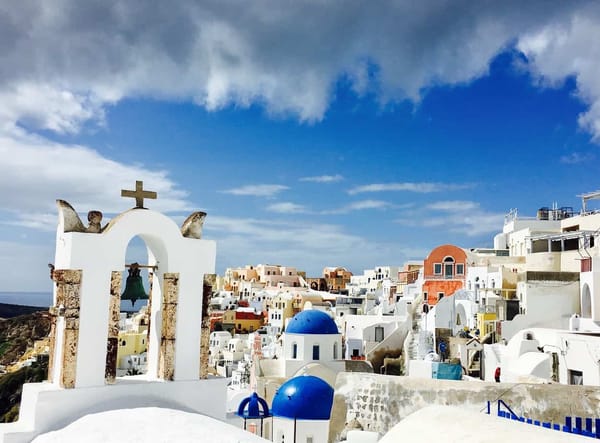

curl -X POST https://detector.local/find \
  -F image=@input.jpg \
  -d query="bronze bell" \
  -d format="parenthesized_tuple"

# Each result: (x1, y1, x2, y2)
(122, 263, 149, 306)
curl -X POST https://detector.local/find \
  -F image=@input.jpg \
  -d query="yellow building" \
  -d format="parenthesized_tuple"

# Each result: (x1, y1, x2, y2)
(477, 311, 497, 337)
(117, 330, 148, 368)
(222, 308, 264, 334)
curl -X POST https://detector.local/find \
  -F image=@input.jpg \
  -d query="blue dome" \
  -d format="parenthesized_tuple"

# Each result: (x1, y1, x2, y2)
(286, 310, 338, 335)
(236, 392, 271, 419)
(272, 375, 334, 420)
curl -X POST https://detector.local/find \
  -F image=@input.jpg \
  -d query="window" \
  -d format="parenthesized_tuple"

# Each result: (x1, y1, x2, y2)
(434, 263, 442, 274)
(438, 292, 444, 300)
(456, 264, 464, 275)
(569, 369, 583, 385)
(375, 326, 384, 342)
(312, 344, 320, 360)
(292, 343, 298, 359)
(443, 257, 454, 278)
(333, 342, 338, 359)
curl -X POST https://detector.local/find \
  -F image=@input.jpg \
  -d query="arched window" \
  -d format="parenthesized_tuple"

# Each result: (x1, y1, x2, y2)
(582, 283, 592, 318)
(443, 256, 454, 279)
(312, 344, 320, 360)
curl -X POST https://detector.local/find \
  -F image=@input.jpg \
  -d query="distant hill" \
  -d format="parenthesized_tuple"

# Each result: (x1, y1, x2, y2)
(0, 303, 48, 319)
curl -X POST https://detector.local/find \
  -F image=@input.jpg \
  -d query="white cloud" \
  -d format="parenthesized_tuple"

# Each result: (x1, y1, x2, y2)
(517, 7, 600, 141)
(266, 202, 306, 214)
(348, 182, 471, 195)
(300, 174, 343, 183)
(0, 1, 591, 130)
(426, 201, 479, 211)
(323, 199, 393, 214)
(205, 215, 419, 275)
(396, 200, 504, 236)
(0, 83, 105, 134)
(560, 152, 594, 164)
(0, 130, 191, 230)
(222, 184, 288, 197)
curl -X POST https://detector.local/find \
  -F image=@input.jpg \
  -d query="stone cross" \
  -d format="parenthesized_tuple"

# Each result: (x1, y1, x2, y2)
(121, 180, 157, 208)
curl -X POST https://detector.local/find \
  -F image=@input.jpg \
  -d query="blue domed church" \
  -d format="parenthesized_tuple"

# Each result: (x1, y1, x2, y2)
(271, 375, 334, 443)
(283, 309, 345, 378)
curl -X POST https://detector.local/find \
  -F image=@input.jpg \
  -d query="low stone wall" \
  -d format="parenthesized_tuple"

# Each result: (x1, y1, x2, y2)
(329, 373, 600, 442)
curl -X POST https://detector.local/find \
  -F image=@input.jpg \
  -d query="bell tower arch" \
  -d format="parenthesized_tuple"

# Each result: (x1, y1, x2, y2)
(49, 182, 215, 388)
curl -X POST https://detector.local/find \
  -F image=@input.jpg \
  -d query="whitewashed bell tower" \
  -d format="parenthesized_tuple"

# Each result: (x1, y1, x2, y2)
(49, 181, 215, 388)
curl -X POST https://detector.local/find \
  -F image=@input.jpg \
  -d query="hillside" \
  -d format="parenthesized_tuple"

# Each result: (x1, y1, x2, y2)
(0, 311, 51, 366)
(0, 303, 48, 320)
(0, 359, 48, 422)
(0, 310, 51, 423)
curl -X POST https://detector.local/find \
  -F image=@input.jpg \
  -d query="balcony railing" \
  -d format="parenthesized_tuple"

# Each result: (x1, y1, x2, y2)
(424, 275, 465, 281)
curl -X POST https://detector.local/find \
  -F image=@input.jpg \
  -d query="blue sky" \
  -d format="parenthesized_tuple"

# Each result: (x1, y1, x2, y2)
(1, 1, 600, 292)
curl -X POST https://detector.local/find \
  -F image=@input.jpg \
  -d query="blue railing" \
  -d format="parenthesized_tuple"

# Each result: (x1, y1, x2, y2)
(486, 400, 600, 439)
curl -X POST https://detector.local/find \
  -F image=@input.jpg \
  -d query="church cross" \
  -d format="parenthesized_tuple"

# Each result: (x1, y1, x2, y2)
(121, 180, 157, 208)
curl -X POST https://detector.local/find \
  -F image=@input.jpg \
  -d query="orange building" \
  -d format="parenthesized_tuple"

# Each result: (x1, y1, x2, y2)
(422, 244, 467, 306)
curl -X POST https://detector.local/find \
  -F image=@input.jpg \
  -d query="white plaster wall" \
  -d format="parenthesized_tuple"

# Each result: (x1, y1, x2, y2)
(54, 209, 216, 387)
(525, 252, 562, 272)
(498, 328, 600, 386)
(284, 333, 343, 377)
(465, 266, 500, 291)
(503, 219, 560, 235)
(482, 343, 504, 381)
(502, 281, 579, 341)
(561, 212, 600, 232)
(1, 378, 227, 443)
(344, 315, 404, 341)
(272, 418, 329, 443)
(407, 360, 432, 378)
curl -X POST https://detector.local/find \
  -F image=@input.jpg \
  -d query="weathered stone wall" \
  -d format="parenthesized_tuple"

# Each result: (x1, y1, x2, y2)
(48, 269, 82, 389)
(329, 373, 600, 442)
(199, 274, 215, 379)
(104, 271, 121, 383)
(159, 273, 179, 380)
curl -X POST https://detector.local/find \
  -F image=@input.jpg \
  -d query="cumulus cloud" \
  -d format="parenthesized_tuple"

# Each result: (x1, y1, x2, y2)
(0, 1, 592, 131)
(517, 5, 600, 141)
(222, 184, 288, 197)
(348, 182, 471, 195)
(0, 130, 191, 230)
(300, 174, 343, 183)
(0, 83, 105, 134)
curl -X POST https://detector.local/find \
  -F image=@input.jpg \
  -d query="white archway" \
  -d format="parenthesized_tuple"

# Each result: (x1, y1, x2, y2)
(581, 283, 592, 318)
(53, 207, 215, 388)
